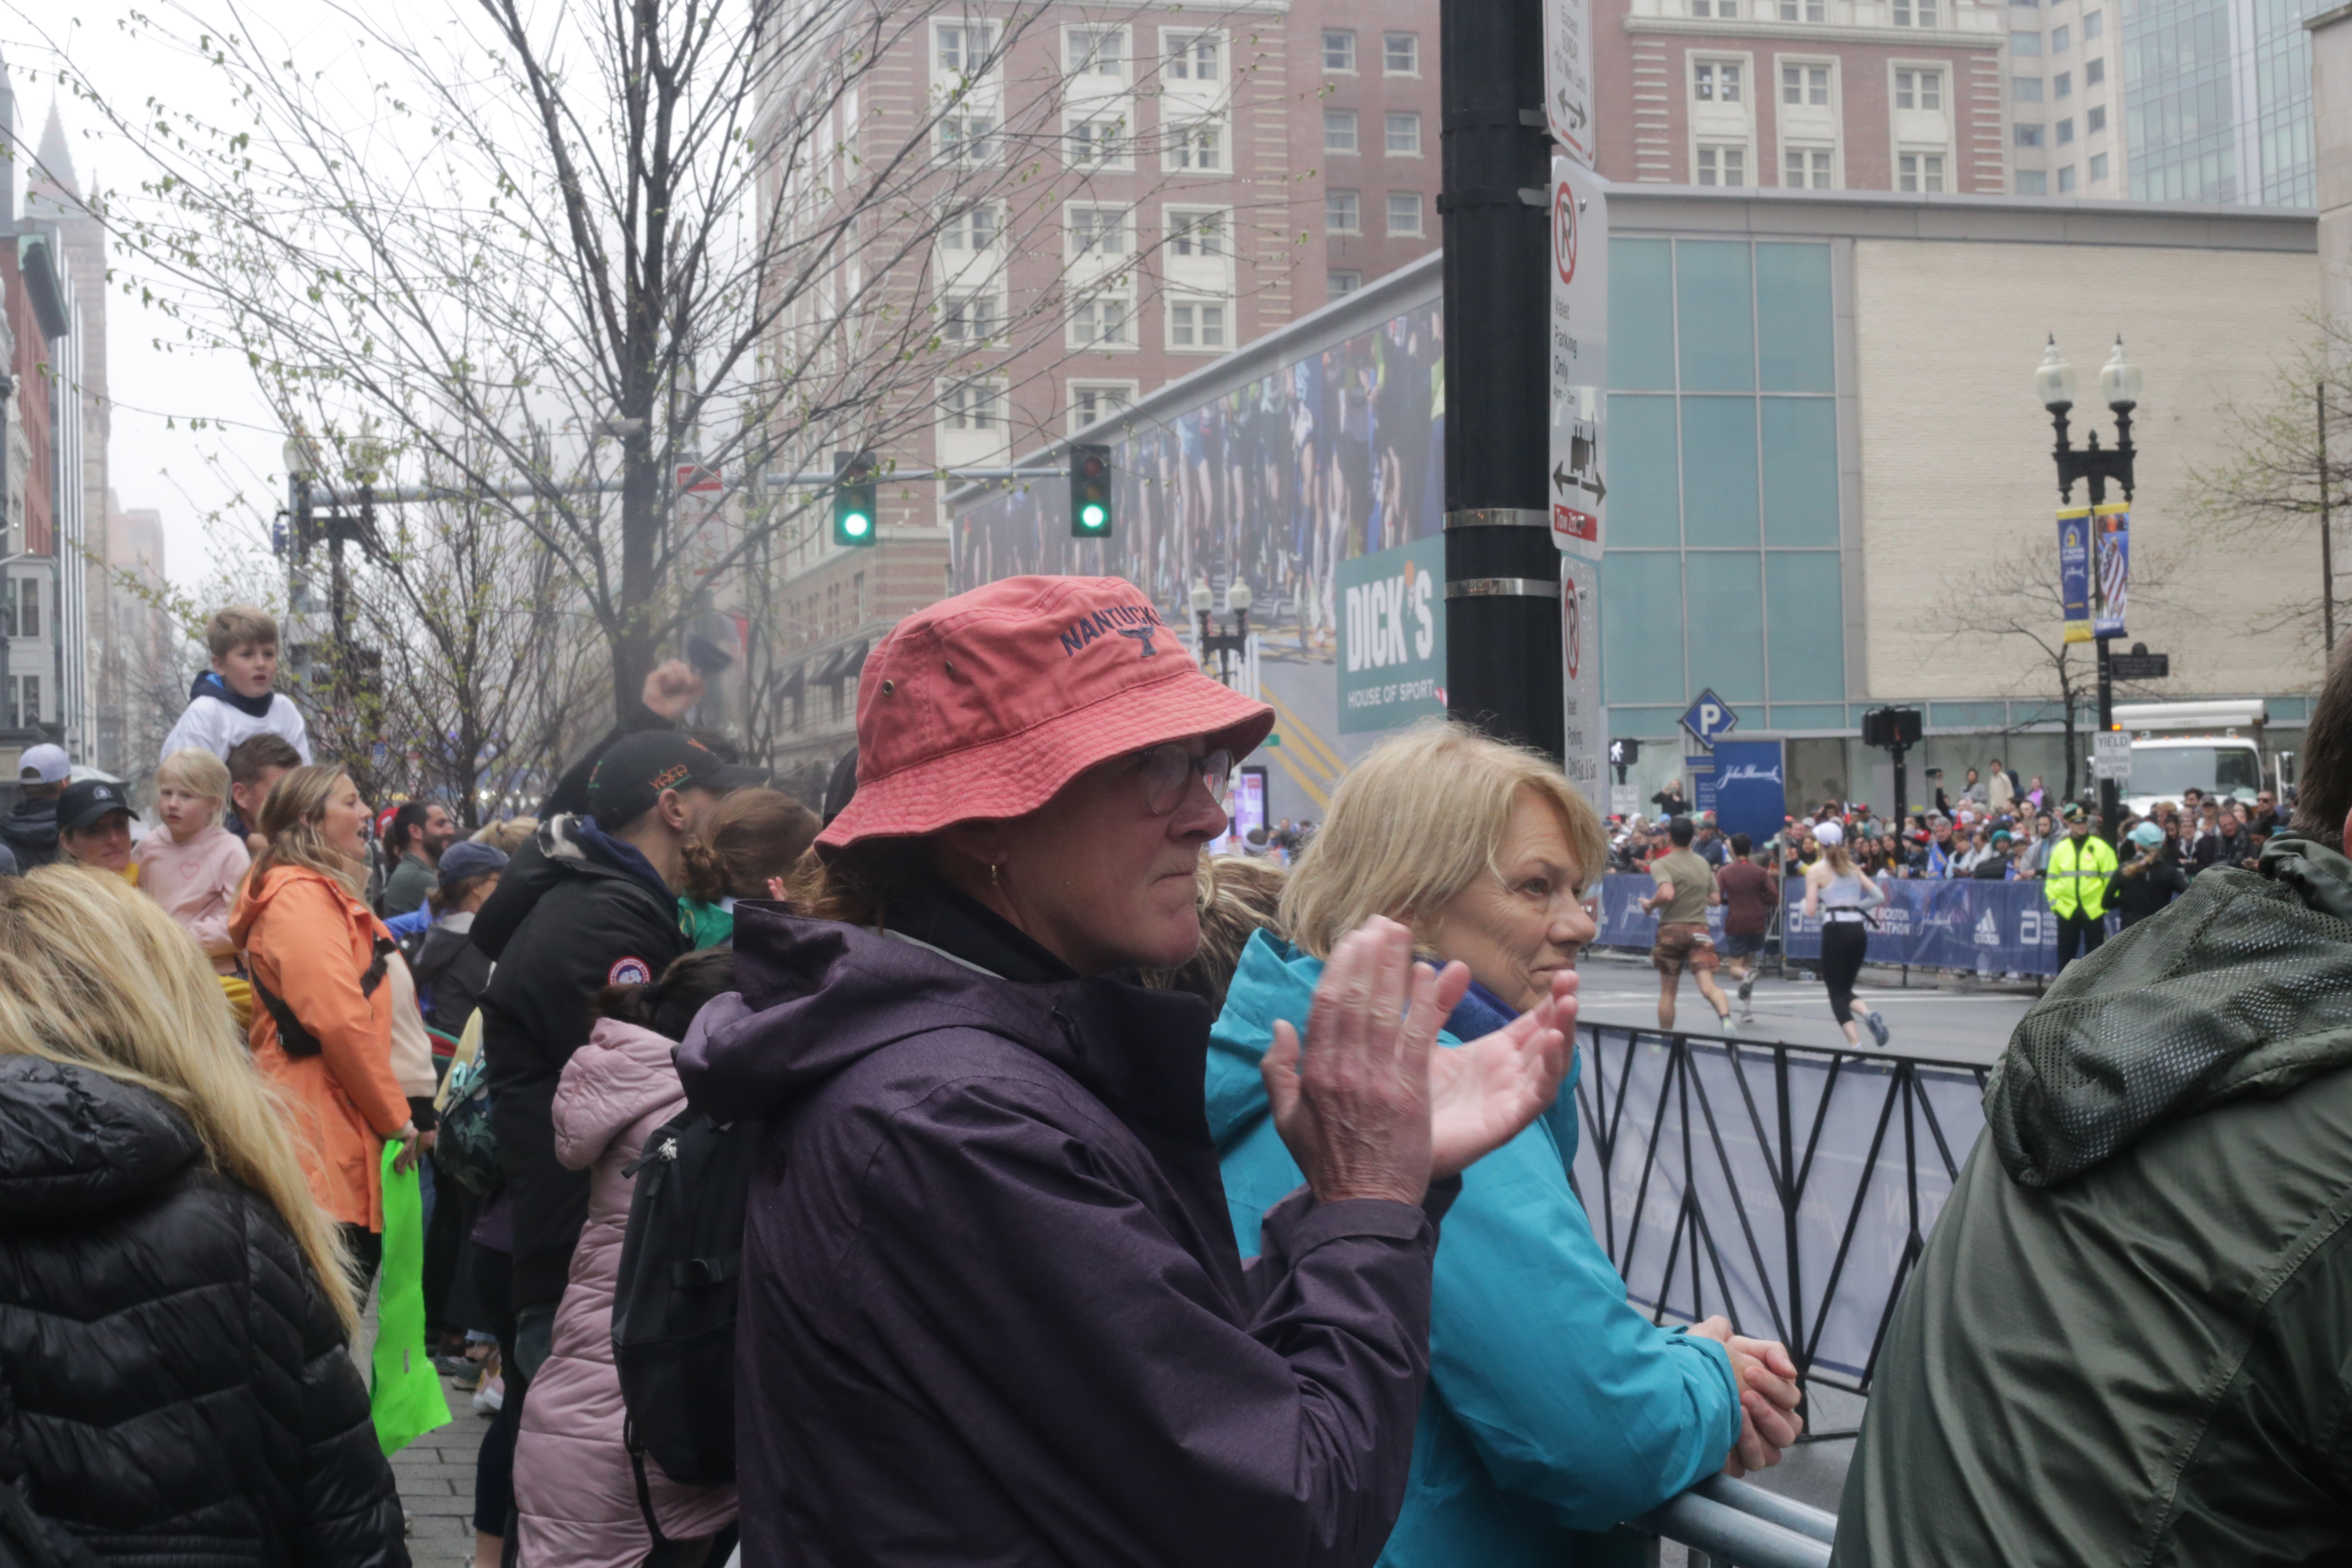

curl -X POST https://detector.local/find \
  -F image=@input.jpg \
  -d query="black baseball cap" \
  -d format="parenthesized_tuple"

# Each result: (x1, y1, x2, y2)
(58, 778, 134, 833)
(587, 732, 769, 828)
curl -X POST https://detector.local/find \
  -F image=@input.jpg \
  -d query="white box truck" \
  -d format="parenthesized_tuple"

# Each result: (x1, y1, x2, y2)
(2110, 700, 2269, 816)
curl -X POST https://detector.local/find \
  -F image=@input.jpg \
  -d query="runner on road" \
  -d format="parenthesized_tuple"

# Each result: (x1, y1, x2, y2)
(1639, 817, 1732, 1032)
(1716, 833, 1776, 1025)
(1801, 822, 1891, 1048)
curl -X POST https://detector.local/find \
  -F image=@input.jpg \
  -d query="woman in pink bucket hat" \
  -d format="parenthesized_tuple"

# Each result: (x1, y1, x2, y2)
(678, 575, 1575, 1566)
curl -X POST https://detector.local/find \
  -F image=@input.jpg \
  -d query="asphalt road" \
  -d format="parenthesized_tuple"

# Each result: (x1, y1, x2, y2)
(1573, 947, 2043, 1066)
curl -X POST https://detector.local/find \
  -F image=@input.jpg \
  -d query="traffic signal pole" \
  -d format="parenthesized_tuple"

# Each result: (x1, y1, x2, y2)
(1440, 0, 1562, 760)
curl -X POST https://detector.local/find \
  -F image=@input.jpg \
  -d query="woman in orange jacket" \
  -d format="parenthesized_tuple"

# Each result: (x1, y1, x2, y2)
(229, 764, 422, 1285)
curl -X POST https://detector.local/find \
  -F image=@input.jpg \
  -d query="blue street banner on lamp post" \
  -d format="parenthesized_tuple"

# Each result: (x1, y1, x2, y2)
(2094, 502, 2129, 639)
(2058, 506, 2092, 645)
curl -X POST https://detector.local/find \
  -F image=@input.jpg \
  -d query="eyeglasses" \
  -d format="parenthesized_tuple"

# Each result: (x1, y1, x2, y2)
(1134, 743, 1232, 816)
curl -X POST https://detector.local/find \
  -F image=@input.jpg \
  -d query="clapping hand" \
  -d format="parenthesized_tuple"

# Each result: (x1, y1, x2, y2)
(1263, 919, 1573, 1206)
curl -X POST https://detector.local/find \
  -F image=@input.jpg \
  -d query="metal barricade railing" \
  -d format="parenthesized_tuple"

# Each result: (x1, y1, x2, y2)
(1571, 1022, 1990, 1410)
(1638, 1474, 1839, 1567)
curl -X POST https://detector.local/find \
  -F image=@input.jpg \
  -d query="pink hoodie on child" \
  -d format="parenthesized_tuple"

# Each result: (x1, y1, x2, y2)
(132, 822, 251, 974)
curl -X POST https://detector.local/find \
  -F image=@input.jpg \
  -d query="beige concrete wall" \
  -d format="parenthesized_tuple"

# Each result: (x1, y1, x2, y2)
(2313, 7, 2352, 336)
(1854, 236, 2321, 704)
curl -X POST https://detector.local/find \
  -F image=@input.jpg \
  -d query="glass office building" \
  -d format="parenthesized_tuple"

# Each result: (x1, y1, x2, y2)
(2125, 0, 2325, 205)
(1602, 237, 1850, 734)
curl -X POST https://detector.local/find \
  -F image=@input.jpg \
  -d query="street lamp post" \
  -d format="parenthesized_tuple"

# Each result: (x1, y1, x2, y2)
(1191, 579, 1253, 688)
(2036, 334, 2141, 830)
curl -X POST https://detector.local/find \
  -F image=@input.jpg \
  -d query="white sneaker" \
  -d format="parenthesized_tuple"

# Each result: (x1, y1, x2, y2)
(472, 1373, 504, 1417)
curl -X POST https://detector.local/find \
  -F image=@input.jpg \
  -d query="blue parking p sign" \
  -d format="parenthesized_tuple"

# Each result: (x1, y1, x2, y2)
(1680, 689, 1740, 748)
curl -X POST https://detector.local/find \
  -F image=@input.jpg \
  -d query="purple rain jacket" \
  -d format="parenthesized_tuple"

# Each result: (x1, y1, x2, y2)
(677, 899, 1451, 1568)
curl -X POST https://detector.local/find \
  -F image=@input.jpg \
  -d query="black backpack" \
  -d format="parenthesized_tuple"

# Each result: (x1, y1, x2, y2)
(610, 1105, 766, 1487)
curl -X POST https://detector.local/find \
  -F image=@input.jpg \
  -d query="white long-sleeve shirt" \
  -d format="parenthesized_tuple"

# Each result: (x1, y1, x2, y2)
(159, 686, 312, 766)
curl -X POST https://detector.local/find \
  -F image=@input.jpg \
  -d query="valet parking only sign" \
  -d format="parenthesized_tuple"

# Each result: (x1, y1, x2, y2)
(1550, 156, 1607, 560)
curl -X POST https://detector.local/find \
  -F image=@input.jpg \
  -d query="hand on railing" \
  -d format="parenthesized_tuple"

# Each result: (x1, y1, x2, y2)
(1690, 1318, 1806, 1475)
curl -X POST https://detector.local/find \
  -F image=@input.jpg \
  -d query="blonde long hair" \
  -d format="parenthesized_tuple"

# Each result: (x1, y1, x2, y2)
(251, 764, 364, 899)
(1280, 720, 1610, 960)
(0, 868, 358, 1336)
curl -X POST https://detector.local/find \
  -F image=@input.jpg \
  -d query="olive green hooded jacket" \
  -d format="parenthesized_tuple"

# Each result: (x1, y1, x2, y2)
(1834, 834, 2352, 1566)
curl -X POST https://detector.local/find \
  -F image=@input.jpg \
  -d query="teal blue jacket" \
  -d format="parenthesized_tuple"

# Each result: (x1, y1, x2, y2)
(1205, 932, 1741, 1567)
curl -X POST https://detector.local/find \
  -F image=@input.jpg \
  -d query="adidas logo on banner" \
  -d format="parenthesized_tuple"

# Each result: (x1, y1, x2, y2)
(1974, 908, 2002, 947)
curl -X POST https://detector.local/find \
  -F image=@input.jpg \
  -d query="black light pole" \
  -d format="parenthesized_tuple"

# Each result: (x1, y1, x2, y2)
(2037, 335, 2141, 834)
(1440, 0, 1560, 759)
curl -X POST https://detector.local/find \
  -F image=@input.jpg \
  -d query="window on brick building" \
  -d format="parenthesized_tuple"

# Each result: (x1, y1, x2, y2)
(1695, 145, 1747, 185)
(1896, 69, 1944, 109)
(1325, 109, 1359, 154)
(1899, 151, 1946, 191)
(1326, 189, 1361, 232)
(1323, 30, 1356, 71)
(1783, 64, 1830, 104)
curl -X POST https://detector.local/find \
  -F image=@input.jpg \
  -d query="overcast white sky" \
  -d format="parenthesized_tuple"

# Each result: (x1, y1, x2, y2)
(12, 4, 380, 591)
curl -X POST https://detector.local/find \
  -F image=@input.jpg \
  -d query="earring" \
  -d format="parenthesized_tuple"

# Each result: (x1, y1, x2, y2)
(990, 861, 1003, 888)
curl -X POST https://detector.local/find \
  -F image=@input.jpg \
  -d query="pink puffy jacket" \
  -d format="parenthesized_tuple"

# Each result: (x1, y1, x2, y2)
(513, 1018, 737, 1565)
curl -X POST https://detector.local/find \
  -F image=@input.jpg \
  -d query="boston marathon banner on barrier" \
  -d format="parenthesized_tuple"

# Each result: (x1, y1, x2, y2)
(1593, 873, 2114, 977)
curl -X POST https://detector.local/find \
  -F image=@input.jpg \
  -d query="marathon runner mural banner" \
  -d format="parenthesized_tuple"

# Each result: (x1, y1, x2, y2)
(952, 300, 1446, 753)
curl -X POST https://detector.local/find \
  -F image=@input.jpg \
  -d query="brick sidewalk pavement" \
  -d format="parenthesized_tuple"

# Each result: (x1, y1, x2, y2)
(390, 1366, 496, 1565)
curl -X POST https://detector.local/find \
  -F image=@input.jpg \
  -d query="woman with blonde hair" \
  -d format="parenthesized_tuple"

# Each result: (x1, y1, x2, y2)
(230, 764, 429, 1288)
(1801, 820, 1891, 1047)
(0, 868, 406, 1561)
(1205, 720, 1805, 1568)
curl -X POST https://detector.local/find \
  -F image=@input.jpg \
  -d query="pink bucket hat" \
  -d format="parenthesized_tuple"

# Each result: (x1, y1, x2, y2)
(817, 576, 1276, 851)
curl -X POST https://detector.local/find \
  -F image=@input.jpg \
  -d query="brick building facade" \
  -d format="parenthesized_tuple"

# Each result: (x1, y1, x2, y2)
(1596, 0, 2010, 193)
(746, 0, 1443, 792)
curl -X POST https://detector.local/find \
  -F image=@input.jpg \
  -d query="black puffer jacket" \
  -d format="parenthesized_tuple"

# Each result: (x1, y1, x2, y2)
(473, 814, 687, 1310)
(0, 1057, 409, 1566)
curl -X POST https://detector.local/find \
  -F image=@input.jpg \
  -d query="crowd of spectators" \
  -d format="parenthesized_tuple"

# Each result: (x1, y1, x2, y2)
(1608, 757, 2292, 888)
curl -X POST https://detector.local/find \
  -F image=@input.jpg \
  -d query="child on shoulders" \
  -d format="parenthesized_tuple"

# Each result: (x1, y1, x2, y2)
(159, 606, 312, 767)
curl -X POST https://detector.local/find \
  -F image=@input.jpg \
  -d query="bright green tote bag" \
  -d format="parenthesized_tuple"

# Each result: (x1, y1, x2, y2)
(371, 1143, 453, 1455)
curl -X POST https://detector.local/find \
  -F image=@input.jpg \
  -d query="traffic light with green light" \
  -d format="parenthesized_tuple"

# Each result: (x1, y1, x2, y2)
(1070, 444, 1112, 539)
(832, 449, 879, 548)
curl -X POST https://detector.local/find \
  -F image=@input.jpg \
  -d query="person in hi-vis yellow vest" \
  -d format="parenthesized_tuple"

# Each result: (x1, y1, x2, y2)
(2046, 803, 2119, 971)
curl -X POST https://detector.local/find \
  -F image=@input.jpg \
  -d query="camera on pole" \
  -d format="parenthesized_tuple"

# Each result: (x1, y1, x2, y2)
(1069, 444, 1113, 539)
(832, 450, 879, 548)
